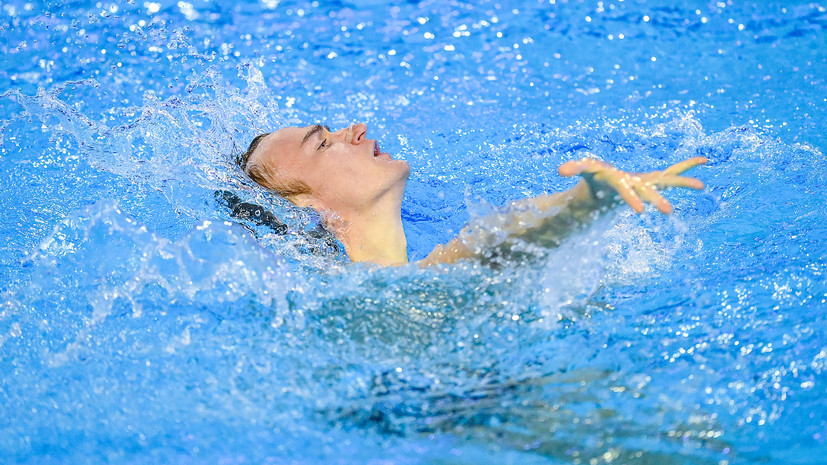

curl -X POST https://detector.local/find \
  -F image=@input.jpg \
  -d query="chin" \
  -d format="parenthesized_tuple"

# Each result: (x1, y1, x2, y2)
(396, 159, 412, 177)
(389, 163, 410, 192)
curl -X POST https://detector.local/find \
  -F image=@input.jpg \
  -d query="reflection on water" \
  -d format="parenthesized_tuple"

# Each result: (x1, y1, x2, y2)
(2, 0, 826, 463)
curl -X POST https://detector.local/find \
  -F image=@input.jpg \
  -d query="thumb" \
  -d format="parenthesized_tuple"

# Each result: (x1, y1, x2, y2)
(557, 161, 581, 177)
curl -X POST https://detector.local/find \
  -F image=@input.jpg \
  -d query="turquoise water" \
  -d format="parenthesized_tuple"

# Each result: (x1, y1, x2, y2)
(2, 0, 826, 463)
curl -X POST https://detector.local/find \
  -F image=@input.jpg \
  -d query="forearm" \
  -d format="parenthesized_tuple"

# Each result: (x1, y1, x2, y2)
(418, 156, 706, 266)
(419, 180, 616, 266)
(506, 179, 619, 247)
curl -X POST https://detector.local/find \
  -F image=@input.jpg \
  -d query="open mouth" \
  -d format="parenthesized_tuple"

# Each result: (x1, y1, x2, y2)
(373, 140, 394, 161)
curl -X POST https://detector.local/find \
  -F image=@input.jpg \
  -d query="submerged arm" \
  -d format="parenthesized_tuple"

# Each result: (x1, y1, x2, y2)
(418, 156, 707, 266)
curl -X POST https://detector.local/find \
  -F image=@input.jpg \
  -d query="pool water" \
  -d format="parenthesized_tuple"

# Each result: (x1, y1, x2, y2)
(2, 0, 826, 463)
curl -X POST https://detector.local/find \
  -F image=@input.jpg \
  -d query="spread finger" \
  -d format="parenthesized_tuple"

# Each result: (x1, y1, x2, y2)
(635, 183, 673, 214)
(558, 158, 612, 177)
(662, 156, 708, 176)
(611, 176, 645, 213)
(659, 175, 705, 190)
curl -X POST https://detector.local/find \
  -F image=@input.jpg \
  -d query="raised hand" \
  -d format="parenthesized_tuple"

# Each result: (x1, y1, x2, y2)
(557, 157, 707, 214)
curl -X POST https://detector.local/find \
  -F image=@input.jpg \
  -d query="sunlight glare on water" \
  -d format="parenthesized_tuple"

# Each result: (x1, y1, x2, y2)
(1, 0, 826, 464)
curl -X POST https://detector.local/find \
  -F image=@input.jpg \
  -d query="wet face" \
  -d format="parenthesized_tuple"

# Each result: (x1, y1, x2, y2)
(249, 123, 410, 213)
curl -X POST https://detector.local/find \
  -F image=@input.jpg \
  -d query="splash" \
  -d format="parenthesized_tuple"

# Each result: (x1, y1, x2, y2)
(2, 0, 827, 462)
(3, 63, 348, 266)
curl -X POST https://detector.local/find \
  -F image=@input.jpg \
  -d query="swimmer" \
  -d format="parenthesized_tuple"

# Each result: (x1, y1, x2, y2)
(240, 123, 706, 266)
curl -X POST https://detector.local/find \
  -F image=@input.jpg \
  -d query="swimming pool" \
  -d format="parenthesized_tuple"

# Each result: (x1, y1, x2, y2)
(2, 0, 826, 463)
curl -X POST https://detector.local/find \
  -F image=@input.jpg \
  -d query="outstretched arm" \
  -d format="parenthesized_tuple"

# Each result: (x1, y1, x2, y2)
(418, 156, 707, 266)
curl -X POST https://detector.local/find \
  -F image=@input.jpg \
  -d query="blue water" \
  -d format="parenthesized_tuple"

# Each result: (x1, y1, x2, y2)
(2, 0, 826, 463)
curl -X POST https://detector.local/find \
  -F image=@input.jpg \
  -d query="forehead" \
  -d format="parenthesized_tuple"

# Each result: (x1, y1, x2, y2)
(254, 125, 312, 167)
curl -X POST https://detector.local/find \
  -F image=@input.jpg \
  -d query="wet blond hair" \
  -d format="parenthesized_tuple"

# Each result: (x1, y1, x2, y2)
(239, 132, 312, 200)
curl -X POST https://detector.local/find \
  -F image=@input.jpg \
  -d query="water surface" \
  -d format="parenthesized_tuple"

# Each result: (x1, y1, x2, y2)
(1, 1, 826, 463)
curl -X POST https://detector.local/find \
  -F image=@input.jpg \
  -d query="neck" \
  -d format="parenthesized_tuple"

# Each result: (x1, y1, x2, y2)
(325, 199, 409, 267)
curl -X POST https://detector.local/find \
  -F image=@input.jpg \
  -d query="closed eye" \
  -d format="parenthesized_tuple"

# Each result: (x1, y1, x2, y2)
(316, 125, 332, 150)
(302, 124, 332, 151)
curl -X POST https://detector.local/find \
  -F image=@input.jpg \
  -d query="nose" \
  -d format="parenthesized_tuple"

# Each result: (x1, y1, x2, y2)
(336, 123, 368, 144)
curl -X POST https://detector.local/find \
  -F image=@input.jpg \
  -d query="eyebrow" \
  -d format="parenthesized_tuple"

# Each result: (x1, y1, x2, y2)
(301, 124, 330, 147)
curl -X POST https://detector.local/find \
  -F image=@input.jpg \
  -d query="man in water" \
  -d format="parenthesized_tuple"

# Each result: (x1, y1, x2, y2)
(240, 123, 706, 266)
